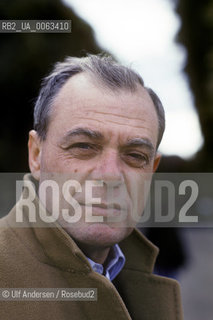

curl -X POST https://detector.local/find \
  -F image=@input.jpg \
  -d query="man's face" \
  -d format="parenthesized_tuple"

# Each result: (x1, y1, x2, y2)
(29, 73, 160, 247)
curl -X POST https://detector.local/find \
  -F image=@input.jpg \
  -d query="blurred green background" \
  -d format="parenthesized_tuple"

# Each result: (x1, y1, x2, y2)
(0, 0, 101, 171)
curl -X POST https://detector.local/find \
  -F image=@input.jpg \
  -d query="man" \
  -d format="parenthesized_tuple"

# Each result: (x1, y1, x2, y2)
(0, 54, 183, 319)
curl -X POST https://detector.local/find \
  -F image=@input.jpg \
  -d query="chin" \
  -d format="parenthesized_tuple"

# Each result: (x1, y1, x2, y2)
(66, 223, 133, 247)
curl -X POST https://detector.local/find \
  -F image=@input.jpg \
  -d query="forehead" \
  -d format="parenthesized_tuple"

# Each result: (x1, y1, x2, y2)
(49, 73, 159, 148)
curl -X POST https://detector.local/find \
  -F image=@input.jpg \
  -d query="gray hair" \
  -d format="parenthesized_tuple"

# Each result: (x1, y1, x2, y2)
(34, 54, 165, 148)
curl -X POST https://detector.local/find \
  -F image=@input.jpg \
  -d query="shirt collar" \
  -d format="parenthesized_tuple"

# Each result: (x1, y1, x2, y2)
(87, 244, 126, 281)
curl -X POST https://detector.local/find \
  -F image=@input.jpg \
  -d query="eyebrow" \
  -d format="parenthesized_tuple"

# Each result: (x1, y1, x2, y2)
(61, 127, 155, 155)
(61, 127, 104, 144)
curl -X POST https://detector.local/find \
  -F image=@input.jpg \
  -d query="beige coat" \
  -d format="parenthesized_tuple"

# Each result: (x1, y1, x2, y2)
(0, 177, 183, 320)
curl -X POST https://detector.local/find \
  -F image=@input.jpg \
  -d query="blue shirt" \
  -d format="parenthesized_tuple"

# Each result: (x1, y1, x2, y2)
(87, 244, 125, 281)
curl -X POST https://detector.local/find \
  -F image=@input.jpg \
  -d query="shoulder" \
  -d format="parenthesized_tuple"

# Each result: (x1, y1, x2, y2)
(0, 208, 48, 287)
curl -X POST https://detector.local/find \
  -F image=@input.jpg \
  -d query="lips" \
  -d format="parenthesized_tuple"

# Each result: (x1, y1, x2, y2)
(79, 202, 125, 217)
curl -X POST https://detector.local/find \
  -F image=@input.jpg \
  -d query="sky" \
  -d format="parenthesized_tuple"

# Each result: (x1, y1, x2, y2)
(63, 0, 203, 159)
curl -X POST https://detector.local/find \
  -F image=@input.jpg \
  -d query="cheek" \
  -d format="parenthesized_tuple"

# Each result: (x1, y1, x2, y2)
(40, 147, 71, 172)
(128, 173, 152, 208)
(40, 153, 92, 190)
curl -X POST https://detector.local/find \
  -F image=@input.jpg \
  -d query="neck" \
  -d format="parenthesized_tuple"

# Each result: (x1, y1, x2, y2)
(76, 242, 111, 264)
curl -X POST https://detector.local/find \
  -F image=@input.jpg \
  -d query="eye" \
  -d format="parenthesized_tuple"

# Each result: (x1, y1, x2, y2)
(122, 152, 149, 168)
(67, 142, 100, 159)
(72, 143, 93, 150)
(129, 153, 145, 159)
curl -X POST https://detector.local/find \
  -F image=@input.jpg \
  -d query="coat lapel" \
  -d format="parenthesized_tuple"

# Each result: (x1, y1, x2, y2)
(114, 229, 183, 320)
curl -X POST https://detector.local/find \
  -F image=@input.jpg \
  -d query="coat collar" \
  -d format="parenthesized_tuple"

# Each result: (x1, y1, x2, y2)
(120, 228, 158, 274)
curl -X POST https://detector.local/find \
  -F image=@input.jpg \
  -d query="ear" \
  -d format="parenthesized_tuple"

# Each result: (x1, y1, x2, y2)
(153, 152, 161, 172)
(28, 130, 42, 181)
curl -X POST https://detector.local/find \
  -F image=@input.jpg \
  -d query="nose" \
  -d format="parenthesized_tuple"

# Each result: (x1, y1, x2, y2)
(92, 149, 124, 186)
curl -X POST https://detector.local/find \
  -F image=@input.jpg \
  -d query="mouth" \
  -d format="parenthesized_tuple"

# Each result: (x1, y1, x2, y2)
(79, 203, 126, 217)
